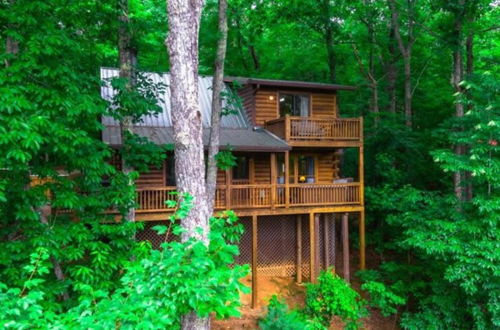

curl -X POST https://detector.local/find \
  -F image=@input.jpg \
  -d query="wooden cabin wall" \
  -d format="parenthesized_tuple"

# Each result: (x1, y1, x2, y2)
(311, 93, 337, 117)
(217, 169, 226, 186)
(317, 151, 340, 183)
(253, 154, 271, 184)
(136, 165, 164, 188)
(253, 89, 338, 126)
(237, 84, 256, 124)
(255, 90, 278, 126)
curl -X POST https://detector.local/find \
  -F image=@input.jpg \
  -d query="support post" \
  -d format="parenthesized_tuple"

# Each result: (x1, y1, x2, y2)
(309, 212, 316, 282)
(252, 215, 258, 308)
(359, 209, 366, 270)
(342, 212, 350, 282)
(270, 153, 276, 208)
(359, 118, 364, 206)
(315, 214, 320, 277)
(285, 151, 290, 208)
(324, 214, 330, 269)
(296, 215, 302, 283)
(225, 169, 231, 209)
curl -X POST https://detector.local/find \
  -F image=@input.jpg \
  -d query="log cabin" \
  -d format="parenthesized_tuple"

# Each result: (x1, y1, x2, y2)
(101, 68, 365, 307)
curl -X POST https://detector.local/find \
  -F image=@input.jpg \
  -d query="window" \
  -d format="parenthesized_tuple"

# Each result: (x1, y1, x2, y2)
(165, 156, 176, 186)
(279, 93, 309, 117)
(298, 156, 315, 183)
(232, 156, 249, 182)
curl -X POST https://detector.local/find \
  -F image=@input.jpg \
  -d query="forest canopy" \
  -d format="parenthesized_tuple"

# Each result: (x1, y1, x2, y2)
(0, 0, 498, 329)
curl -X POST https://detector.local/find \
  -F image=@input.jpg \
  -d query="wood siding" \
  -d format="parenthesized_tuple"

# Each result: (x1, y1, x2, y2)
(255, 90, 278, 126)
(237, 84, 256, 124)
(254, 154, 271, 184)
(136, 166, 164, 188)
(311, 93, 337, 117)
(317, 152, 340, 183)
(253, 88, 337, 126)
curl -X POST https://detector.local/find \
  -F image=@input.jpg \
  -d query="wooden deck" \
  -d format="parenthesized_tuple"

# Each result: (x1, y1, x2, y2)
(133, 182, 362, 220)
(265, 116, 362, 147)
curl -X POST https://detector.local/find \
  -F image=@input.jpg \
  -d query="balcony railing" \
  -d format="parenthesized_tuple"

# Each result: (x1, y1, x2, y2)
(135, 182, 361, 212)
(265, 116, 362, 143)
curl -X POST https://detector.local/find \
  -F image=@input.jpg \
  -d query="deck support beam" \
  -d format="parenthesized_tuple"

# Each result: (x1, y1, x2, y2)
(359, 210, 365, 270)
(309, 212, 316, 282)
(324, 214, 330, 269)
(296, 215, 302, 283)
(314, 214, 320, 278)
(342, 212, 350, 282)
(285, 151, 290, 208)
(252, 215, 258, 308)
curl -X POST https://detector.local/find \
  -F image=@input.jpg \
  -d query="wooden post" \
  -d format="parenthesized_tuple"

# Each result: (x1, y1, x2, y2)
(324, 214, 330, 269)
(270, 153, 276, 208)
(359, 117, 364, 206)
(285, 151, 290, 208)
(315, 214, 320, 277)
(359, 209, 366, 270)
(225, 169, 231, 209)
(296, 215, 302, 283)
(342, 212, 350, 282)
(285, 114, 291, 141)
(252, 215, 258, 308)
(309, 212, 316, 282)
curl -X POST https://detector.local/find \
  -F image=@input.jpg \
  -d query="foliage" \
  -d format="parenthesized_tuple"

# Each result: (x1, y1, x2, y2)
(215, 148, 238, 170)
(359, 271, 406, 317)
(304, 270, 368, 329)
(259, 295, 315, 330)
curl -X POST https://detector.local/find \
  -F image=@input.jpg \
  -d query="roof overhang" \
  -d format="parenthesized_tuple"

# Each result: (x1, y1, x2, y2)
(224, 77, 357, 91)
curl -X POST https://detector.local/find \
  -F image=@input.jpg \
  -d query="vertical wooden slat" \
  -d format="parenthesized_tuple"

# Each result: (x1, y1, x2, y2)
(252, 215, 258, 308)
(296, 215, 302, 283)
(342, 212, 350, 283)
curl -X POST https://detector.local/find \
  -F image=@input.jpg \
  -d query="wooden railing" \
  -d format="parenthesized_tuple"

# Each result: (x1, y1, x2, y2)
(265, 116, 362, 142)
(135, 183, 361, 212)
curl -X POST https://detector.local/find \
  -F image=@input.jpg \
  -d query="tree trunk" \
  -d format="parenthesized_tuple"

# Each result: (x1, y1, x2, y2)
(452, 1, 465, 203)
(464, 32, 474, 201)
(118, 0, 137, 222)
(4, 1, 19, 68)
(388, 0, 414, 127)
(206, 0, 228, 212)
(166, 0, 210, 327)
(387, 26, 397, 114)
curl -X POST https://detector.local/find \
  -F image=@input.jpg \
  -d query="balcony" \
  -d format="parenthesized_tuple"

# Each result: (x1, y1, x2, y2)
(134, 182, 362, 217)
(265, 116, 362, 147)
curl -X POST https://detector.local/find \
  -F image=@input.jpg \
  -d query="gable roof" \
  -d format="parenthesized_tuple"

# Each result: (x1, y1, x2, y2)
(100, 68, 290, 152)
(224, 77, 356, 91)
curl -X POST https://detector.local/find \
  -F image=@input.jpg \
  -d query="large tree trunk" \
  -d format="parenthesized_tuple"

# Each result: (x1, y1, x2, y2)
(388, 0, 414, 127)
(166, 0, 209, 328)
(206, 0, 228, 212)
(118, 0, 137, 222)
(464, 32, 474, 201)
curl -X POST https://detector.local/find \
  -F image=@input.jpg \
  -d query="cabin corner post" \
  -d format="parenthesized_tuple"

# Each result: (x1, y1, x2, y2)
(252, 214, 258, 308)
(285, 114, 291, 141)
(342, 212, 350, 282)
(270, 153, 277, 208)
(359, 209, 366, 270)
(225, 168, 231, 209)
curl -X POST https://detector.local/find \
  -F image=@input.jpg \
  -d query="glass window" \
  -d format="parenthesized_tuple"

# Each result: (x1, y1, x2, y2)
(232, 156, 249, 181)
(298, 156, 315, 183)
(165, 156, 176, 186)
(279, 93, 309, 117)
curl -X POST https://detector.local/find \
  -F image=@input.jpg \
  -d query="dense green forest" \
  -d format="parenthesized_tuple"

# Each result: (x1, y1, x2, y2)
(0, 0, 498, 329)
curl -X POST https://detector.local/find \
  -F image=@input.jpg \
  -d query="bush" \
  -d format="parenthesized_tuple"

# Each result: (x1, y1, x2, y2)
(259, 295, 319, 330)
(304, 270, 369, 329)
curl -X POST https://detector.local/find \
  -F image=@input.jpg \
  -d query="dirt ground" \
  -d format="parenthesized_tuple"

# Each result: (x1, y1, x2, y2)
(212, 249, 398, 329)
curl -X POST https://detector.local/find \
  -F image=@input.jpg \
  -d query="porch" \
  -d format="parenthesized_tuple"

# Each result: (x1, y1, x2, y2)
(135, 182, 362, 216)
(265, 115, 362, 147)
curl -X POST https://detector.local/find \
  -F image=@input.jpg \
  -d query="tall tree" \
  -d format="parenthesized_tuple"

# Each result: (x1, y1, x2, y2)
(387, 0, 416, 127)
(206, 0, 228, 212)
(166, 0, 210, 328)
(118, 0, 137, 222)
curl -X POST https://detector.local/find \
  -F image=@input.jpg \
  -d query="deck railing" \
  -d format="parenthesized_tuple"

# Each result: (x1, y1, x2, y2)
(265, 116, 362, 142)
(135, 183, 361, 212)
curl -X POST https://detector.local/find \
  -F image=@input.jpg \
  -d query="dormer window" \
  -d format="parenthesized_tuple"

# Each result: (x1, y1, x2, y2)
(279, 93, 310, 117)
